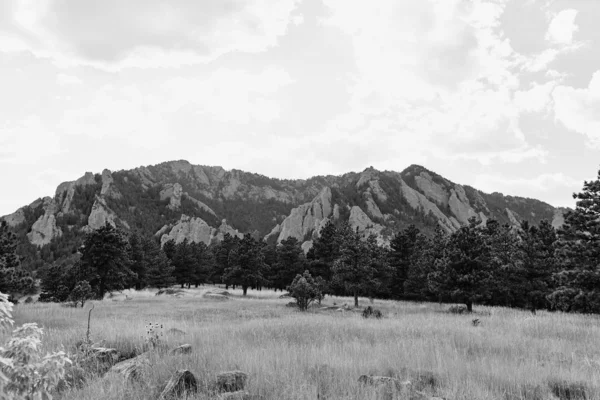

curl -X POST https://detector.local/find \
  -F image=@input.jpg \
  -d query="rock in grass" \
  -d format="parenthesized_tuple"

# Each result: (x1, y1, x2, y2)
(216, 371, 248, 392)
(219, 390, 250, 400)
(107, 353, 149, 381)
(91, 347, 120, 364)
(170, 344, 192, 355)
(159, 369, 198, 400)
(203, 293, 229, 300)
(166, 328, 186, 336)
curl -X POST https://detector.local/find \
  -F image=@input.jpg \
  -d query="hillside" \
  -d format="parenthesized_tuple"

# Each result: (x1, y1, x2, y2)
(1, 160, 567, 270)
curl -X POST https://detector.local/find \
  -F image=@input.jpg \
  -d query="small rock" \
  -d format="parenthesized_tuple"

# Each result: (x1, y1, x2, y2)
(159, 369, 198, 400)
(285, 302, 297, 308)
(107, 353, 149, 381)
(279, 293, 291, 298)
(209, 289, 230, 296)
(217, 370, 248, 392)
(171, 344, 192, 355)
(91, 347, 120, 364)
(219, 390, 250, 400)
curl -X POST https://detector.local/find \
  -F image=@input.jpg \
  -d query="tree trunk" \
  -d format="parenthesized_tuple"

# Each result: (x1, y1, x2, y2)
(466, 301, 473, 313)
(242, 286, 248, 296)
(354, 290, 358, 307)
(99, 280, 106, 300)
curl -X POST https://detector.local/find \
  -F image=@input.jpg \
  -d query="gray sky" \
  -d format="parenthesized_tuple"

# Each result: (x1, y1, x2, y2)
(1, 0, 599, 216)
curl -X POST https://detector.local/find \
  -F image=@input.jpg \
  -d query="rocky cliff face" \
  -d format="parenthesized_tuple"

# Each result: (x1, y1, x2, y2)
(159, 215, 243, 246)
(27, 197, 62, 246)
(2, 160, 569, 266)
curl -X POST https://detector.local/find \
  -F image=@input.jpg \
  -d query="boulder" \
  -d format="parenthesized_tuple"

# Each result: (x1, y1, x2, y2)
(90, 347, 120, 364)
(107, 352, 149, 381)
(216, 370, 248, 393)
(203, 293, 229, 301)
(159, 369, 198, 400)
(170, 344, 192, 355)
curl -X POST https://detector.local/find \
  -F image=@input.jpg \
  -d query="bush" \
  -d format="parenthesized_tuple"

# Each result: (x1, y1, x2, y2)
(362, 306, 383, 319)
(68, 281, 94, 307)
(0, 291, 71, 399)
(448, 305, 468, 314)
(287, 271, 321, 311)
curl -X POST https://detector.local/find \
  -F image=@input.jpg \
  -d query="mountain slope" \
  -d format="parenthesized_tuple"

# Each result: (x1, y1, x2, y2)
(2, 160, 567, 269)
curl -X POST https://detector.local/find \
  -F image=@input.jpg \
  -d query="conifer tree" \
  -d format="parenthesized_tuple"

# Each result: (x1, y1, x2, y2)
(0, 221, 34, 295)
(144, 236, 175, 289)
(224, 234, 266, 295)
(389, 225, 422, 299)
(549, 171, 600, 313)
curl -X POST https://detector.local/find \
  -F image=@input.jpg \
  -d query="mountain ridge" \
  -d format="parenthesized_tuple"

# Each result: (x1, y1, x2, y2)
(2, 160, 568, 270)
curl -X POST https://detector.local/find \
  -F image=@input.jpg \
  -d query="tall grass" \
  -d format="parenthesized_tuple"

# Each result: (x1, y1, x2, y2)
(5, 287, 600, 399)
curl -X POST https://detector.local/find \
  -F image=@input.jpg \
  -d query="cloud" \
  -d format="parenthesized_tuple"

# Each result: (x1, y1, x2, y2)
(552, 70, 600, 147)
(0, 0, 301, 70)
(0, 115, 63, 164)
(545, 9, 579, 45)
(56, 73, 82, 85)
(473, 172, 581, 196)
(514, 81, 556, 113)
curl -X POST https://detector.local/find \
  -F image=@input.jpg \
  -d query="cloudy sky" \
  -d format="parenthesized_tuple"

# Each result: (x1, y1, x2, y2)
(1, 0, 599, 216)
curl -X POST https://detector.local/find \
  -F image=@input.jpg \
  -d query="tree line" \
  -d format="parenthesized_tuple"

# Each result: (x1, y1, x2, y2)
(2, 169, 600, 313)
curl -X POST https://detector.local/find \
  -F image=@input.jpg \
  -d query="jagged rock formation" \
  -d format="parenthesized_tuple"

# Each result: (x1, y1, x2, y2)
(2, 207, 26, 227)
(100, 169, 121, 199)
(55, 172, 97, 214)
(159, 215, 242, 246)
(276, 187, 333, 243)
(349, 206, 386, 245)
(27, 197, 62, 246)
(88, 196, 118, 229)
(160, 183, 183, 210)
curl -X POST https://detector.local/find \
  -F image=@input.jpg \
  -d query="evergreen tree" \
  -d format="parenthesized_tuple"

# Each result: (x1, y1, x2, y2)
(79, 222, 133, 299)
(0, 221, 34, 295)
(549, 171, 600, 313)
(288, 270, 321, 311)
(190, 241, 211, 287)
(517, 220, 557, 312)
(332, 226, 375, 307)
(428, 217, 491, 312)
(172, 240, 196, 288)
(144, 237, 175, 288)
(224, 234, 266, 295)
(272, 237, 306, 291)
(389, 225, 422, 299)
(307, 220, 339, 281)
(213, 233, 240, 286)
(484, 220, 522, 307)
(128, 232, 147, 290)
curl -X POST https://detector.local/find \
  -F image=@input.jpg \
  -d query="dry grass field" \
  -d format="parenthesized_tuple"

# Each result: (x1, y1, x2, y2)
(6, 286, 600, 399)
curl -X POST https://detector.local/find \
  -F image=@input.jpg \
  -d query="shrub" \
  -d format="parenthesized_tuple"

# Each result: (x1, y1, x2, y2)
(362, 306, 383, 319)
(448, 305, 468, 314)
(287, 271, 321, 311)
(68, 281, 94, 308)
(0, 291, 71, 399)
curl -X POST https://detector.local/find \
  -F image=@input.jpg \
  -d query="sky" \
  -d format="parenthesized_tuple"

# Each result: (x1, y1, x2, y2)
(1, 0, 599, 216)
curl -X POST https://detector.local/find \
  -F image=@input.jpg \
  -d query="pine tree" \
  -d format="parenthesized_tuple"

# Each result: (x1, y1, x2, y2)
(485, 220, 522, 307)
(549, 171, 600, 313)
(172, 240, 196, 288)
(213, 233, 240, 286)
(144, 237, 175, 289)
(389, 225, 422, 299)
(79, 222, 132, 299)
(128, 232, 147, 290)
(0, 221, 34, 295)
(307, 220, 339, 281)
(332, 227, 375, 307)
(272, 237, 306, 290)
(428, 217, 492, 312)
(224, 234, 266, 295)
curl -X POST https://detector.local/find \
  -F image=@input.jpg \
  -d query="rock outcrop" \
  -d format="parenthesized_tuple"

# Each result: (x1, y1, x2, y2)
(448, 186, 478, 224)
(349, 206, 386, 244)
(88, 196, 117, 229)
(505, 208, 521, 227)
(415, 171, 449, 206)
(2, 207, 26, 227)
(399, 179, 459, 232)
(277, 187, 333, 243)
(55, 172, 97, 214)
(160, 183, 183, 210)
(185, 194, 217, 217)
(100, 169, 121, 199)
(27, 197, 62, 246)
(159, 215, 243, 246)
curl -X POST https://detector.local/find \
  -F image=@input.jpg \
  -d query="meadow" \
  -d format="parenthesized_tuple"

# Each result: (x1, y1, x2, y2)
(7, 287, 600, 400)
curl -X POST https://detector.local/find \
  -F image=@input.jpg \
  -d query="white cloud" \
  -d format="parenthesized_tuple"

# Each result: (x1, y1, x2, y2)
(474, 172, 581, 194)
(514, 81, 556, 113)
(56, 73, 82, 85)
(552, 71, 600, 147)
(545, 9, 579, 45)
(0, 115, 63, 163)
(0, 0, 301, 70)
(163, 67, 294, 124)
